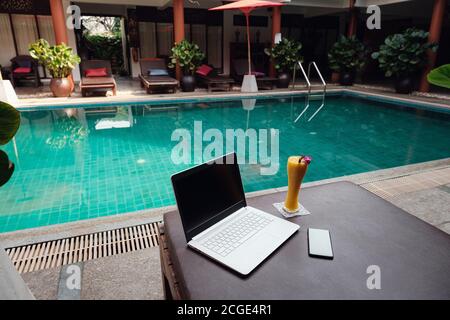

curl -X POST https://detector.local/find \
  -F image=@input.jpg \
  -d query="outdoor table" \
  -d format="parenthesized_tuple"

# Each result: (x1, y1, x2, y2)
(159, 182, 450, 299)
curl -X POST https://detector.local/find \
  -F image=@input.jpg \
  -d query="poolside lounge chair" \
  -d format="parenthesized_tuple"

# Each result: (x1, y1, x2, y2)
(195, 64, 234, 92)
(10, 55, 41, 88)
(231, 59, 277, 90)
(139, 59, 178, 94)
(79, 60, 117, 97)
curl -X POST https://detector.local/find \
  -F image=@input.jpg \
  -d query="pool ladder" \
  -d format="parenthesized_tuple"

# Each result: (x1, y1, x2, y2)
(292, 61, 327, 122)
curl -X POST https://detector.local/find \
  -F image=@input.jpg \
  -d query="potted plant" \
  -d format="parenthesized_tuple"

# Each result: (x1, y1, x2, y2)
(371, 28, 438, 94)
(0, 101, 20, 187)
(328, 36, 367, 86)
(168, 40, 205, 92)
(29, 39, 80, 97)
(265, 38, 303, 88)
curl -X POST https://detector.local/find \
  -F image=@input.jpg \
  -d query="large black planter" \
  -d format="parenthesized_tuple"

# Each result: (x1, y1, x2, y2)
(181, 75, 196, 92)
(339, 71, 355, 86)
(277, 72, 291, 88)
(394, 76, 413, 94)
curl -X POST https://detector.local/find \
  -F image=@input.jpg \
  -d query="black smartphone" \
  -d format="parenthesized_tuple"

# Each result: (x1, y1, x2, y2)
(308, 228, 334, 259)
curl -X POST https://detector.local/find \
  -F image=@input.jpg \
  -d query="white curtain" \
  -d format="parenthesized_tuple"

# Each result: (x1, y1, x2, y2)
(37, 15, 56, 45)
(11, 14, 39, 55)
(139, 22, 157, 58)
(157, 23, 173, 56)
(207, 26, 222, 69)
(0, 14, 16, 67)
(192, 24, 206, 55)
(36, 15, 56, 78)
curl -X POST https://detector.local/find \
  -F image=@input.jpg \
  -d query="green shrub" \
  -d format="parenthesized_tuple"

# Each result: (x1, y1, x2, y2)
(168, 40, 205, 75)
(264, 38, 303, 73)
(84, 34, 124, 71)
(371, 28, 438, 78)
(328, 36, 367, 72)
(29, 39, 80, 78)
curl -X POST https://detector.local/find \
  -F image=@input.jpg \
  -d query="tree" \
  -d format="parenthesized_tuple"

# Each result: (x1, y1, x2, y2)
(82, 16, 121, 37)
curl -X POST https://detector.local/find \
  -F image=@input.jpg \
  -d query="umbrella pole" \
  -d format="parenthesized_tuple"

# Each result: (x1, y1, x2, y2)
(245, 12, 251, 75)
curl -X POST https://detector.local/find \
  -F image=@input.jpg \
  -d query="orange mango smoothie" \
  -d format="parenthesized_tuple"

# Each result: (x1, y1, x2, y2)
(283, 155, 312, 213)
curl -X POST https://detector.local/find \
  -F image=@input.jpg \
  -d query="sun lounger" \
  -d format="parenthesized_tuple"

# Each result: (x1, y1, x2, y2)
(10, 55, 41, 88)
(139, 59, 178, 94)
(196, 65, 234, 92)
(80, 60, 117, 97)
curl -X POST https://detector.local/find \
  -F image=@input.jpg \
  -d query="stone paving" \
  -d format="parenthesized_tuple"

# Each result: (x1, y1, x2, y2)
(21, 247, 163, 300)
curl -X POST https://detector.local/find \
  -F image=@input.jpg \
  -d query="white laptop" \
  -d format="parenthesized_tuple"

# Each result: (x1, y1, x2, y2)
(171, 153, 299, 275)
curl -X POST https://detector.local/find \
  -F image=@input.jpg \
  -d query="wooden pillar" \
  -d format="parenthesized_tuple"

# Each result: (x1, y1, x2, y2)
(49, 0, 74, 91)
(49, 0, 68, 44)
(419, 0, 447, 92)
(347, 0, 357, 37)
(173, 0, 185, 81)
(270, 7, 281, 77)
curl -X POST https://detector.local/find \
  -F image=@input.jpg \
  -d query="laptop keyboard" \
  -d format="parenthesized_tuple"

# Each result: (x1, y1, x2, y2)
(202, 212, 273, 257)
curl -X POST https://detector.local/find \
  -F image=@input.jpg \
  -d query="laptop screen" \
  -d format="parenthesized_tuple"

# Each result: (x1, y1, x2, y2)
(171, 153, 246, 242)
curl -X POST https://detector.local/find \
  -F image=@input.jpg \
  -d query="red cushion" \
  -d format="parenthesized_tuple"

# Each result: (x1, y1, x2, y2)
(251, 71, 265, 77)
(13, 67, 32, 74)
(196, 64, 213, 77)
(84, 68, 108, 77)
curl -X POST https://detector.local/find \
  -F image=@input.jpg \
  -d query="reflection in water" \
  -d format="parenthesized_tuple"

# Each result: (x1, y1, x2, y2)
(241, 98, 256, 130)
(46, 109, 89, 149)
(94, 107, 134, 130)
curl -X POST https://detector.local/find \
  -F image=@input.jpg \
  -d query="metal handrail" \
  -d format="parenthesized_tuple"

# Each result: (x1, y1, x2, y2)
(292, 61, 327, 123)
(307, 62, 326, 88)
(291, 61, 310, 91)
(292, 62, 312, 123)
(307, 61, 327, 108)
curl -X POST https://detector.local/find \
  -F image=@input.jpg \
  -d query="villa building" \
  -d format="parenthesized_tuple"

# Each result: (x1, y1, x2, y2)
(1, 0, 450, 303)
(0, 0, 448, 92)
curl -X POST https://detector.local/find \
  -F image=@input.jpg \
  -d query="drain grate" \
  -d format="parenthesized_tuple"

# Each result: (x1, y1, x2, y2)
(5, 222, 160, 274)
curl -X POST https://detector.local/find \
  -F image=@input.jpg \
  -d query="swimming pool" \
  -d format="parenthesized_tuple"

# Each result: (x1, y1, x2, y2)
(1, 92, 450, 232)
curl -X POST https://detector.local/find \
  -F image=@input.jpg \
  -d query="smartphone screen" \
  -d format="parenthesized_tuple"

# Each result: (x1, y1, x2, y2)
(308, 228, 334, 259)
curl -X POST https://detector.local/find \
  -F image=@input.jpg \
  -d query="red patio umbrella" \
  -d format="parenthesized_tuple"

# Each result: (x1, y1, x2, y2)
(209, 0, 283, 76)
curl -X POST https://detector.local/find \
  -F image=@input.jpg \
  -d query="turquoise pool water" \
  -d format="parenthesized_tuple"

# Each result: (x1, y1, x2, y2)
(1, 93, 450, 232)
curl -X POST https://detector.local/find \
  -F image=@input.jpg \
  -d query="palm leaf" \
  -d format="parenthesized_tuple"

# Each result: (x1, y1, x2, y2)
(0, 101, 20, 145)
(427, 64, 450, 89)
(0, 150, 14, 187)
